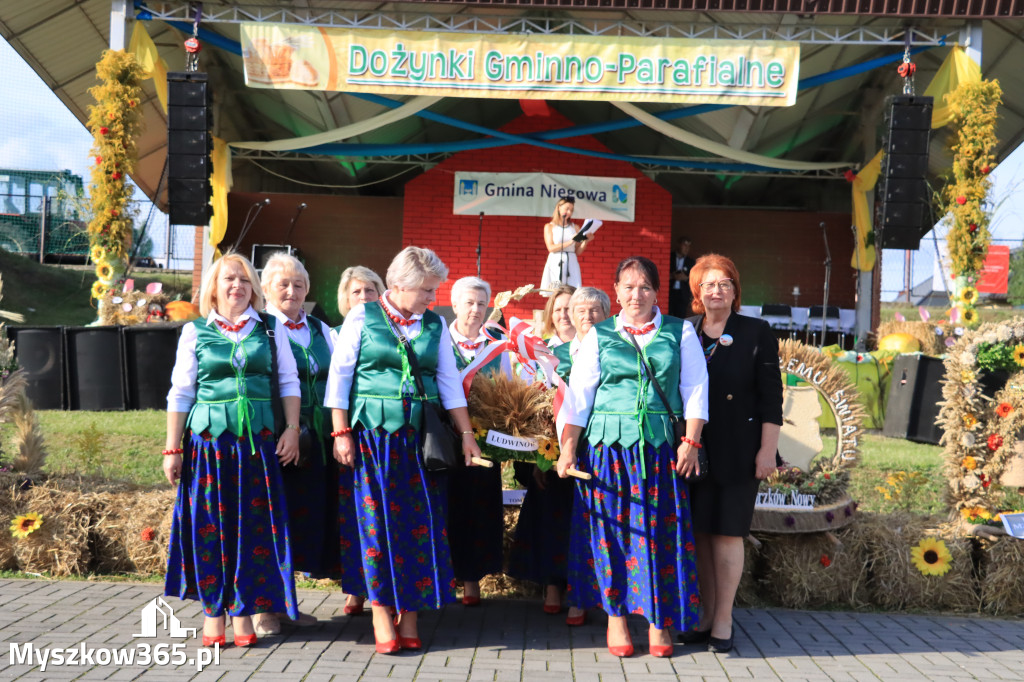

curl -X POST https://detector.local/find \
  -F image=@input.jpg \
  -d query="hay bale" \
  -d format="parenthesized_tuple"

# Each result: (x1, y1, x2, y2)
(0, 475, 24, 570)
(12, 485, 95, 576)
(91, 490, 175, 575)
(979, 536, 1024, 616)
(757, 530, 869, 609)
(859, 512, 979, 612)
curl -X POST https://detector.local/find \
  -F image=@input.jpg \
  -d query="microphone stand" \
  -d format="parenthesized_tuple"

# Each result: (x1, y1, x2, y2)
(233, 198, 270, 253)
(284, 202, 307, 247)
(477, 211, 483, 278)
(820, 221, 832, 347)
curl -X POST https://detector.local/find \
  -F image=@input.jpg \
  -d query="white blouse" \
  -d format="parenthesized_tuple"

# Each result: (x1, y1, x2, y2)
(324, 292, 468, 411)
(449, 321, 513, 378)
(166, 305, 301, 413)
(565, 308, 709, 428)
(264, 304, 335, 359)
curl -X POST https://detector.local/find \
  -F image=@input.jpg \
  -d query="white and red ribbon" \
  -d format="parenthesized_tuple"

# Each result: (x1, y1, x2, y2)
(459, 317, 577, 443)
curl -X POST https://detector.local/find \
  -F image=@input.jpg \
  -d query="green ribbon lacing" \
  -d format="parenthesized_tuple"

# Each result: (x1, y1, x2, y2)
(383, 308, 418, 422)
(632, 347, 650, 481)
(297, 342, 327, 464)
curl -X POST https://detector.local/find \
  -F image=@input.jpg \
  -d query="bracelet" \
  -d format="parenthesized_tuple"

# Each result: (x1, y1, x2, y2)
(461, 430, 474, 436)
(331, 428, 353, 438)
(285, 423, 300, 432)
(680, 436, 702, 449)
(162, 448, 183, 456)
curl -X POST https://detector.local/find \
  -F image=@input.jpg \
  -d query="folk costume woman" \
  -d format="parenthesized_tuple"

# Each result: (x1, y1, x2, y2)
(325, 247, 482, 654)
(510, 286, 610, 621)
(255, 253, 345, 635)
(164, 252, 302, 648)
(333, 264, 384, 616)
(446, 277, 510, 605)
(557, 256, 708, 659)
(682, 254, 782, 654)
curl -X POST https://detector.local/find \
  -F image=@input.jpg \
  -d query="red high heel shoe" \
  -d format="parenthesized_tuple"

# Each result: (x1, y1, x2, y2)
(607, 631, 634, 658)
(462, 595, 481, 607)
(233, 633, 257, 648)
(201, 634, 226, 648)
(649, 632, 673, 658)
(398, 636, 422, 651)
(375, 637, 401, 654)
(543, 603, 561, 615)
(344, 602, 365, 616)
(565, 611, 586, 627)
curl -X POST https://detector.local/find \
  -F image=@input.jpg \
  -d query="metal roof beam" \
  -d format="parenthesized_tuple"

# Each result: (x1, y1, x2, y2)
(139, 3, 949, 45)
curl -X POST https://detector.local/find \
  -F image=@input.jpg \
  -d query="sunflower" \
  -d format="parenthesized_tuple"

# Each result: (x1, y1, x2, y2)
(961, 455, 978, 471)
(537, 437, 559, 461)
(996, 402, 1014, 418)
(960, 506, 991, 522)
(1014, 344, 1024, 368)
(910, 537, 953, 576)
(10, 512, 43, 538)
(90, 244, 106, 263)
(962, 308, 978, 325)
(90, 281, 108, 300)
(96, 263, 114, 281)
(960, 287, 979, 306)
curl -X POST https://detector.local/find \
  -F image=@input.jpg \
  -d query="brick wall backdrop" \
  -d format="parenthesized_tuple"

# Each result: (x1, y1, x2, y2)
(673, 207, 858, 310)
(402, 110, 673, 322)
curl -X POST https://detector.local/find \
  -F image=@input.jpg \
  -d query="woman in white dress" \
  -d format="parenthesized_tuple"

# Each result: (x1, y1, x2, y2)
(541, 197, 593, 291)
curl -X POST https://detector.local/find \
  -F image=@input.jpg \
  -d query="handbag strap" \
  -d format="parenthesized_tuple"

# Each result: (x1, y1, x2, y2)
(259, 312, 286, 434)
(624, 331, 679, 425)
(380, 308, 429, 400)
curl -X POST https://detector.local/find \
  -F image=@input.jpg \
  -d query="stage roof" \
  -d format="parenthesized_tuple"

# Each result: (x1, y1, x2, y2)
(3, 1, 1024, 213)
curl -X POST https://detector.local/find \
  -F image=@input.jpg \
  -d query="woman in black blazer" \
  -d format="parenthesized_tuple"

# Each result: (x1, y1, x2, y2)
(682, 254, 782, 654)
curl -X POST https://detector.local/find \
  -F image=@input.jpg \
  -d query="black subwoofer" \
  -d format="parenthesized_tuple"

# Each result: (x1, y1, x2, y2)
(7, 326, 65, 409)
(66, 327, 126, 411)
(882, 354, 944, 444)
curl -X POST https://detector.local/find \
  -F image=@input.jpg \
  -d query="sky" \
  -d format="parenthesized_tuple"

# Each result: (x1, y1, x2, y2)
(1, 34, 1021, 289)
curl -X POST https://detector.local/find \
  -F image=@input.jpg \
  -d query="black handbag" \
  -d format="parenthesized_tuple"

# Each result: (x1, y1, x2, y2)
(261, 313, 314, 466)
(626, 333, 709, 482)
(384, 314, 459, 472)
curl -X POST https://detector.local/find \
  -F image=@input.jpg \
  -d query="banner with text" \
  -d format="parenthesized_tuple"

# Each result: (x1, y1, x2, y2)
(453, 172, 635, 221)
(240, 23, 800, 106)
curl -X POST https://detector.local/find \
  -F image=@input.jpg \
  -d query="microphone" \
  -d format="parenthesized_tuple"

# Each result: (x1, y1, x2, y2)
(234, 197, 271, 250)
(285, 202, 307, 244)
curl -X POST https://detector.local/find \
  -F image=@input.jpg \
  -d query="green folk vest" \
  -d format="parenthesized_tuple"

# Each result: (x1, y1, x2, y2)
(288, 316, 332, 440)
(188, 319, 276, 439)
(586, 316, 685, 450)
(349, 302, 443, 433)
(552, 340, 573, 381)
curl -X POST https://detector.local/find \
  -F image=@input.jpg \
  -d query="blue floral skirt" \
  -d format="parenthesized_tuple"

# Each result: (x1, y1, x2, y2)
(567, 441, 699, 631)
(165, 429, 299, 619)
(351, 426, 456, 612)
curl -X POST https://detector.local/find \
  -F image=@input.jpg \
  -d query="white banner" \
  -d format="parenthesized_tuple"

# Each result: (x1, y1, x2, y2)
(453, 171, 635, 222)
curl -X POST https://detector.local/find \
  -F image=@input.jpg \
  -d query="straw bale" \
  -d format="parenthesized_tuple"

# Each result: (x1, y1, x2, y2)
(12, 485, 95, 576)
(861, 513, 979, 612)
(0, 475, 22, 570)
(91, 489, 175, 575)
(758, 530, 869, 609)
(978, 536, 1024, 616)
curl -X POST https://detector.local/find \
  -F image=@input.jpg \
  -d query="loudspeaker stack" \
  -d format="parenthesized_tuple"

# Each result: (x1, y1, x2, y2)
(167, 71, 213, 226)
(879, 95, 933, 250)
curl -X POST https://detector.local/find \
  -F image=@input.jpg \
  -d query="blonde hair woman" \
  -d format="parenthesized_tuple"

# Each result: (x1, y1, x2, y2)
(325, 246, 482, 654)
(540, 197, 593, 292)
(540, 284, 576, 346)
(164, 251, 302, 648)
(337, 265, 385, 318)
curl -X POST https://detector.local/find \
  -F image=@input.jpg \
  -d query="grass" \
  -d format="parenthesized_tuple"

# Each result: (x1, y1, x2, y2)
(0, 410, 950, 513)
(0, 249, 191, 326)
(879, 300, 1023, 326)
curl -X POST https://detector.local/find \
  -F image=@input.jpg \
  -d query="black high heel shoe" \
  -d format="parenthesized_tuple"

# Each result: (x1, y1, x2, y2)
(676, 628, 711, 645)
(707, 632, 733, 653)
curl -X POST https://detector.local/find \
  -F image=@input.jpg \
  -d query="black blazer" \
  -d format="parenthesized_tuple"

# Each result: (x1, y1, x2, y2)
(688, 312, 783, 486)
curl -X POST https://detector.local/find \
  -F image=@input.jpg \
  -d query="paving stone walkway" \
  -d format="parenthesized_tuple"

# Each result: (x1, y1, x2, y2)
(1, 579, 1022, 681)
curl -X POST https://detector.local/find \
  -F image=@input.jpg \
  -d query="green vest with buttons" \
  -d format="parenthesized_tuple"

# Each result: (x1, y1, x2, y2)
(551, 340, 573, 381)
(585, 316, 685, 450)
(187, 319, 276, 439)
(288, 316, 332, 440)
(350, 302, 442, 433)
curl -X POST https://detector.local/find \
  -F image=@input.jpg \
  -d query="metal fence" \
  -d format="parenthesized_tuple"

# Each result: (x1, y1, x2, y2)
(880, 236, 1021, 303)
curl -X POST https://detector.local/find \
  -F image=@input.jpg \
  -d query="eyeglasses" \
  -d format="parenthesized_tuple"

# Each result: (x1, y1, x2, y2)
(699, 279, 734, 293)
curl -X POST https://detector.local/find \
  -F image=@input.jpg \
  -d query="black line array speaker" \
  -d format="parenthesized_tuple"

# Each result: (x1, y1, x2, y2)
(879, 95, 933, 250)
(167, 71, 213, 226)
(123, 324, 183, 410)
(8, 327, 65, 409)
(66, 327, 126, 411)
(882, 354, 944, 444)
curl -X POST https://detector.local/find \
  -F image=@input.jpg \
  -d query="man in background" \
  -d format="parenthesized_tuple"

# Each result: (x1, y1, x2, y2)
(669, 235, 695, 317)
